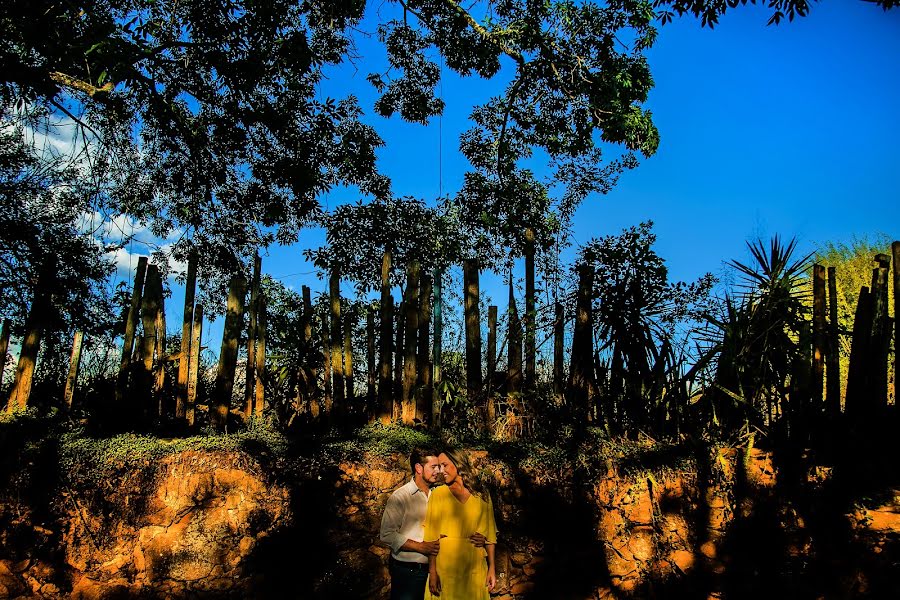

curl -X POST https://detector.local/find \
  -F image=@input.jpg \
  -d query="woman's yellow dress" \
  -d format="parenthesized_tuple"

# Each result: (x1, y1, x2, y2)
(424, 485, 498, 600)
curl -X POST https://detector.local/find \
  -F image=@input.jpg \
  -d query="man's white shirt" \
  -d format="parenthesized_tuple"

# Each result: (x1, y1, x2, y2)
(379, 478, 431, 564)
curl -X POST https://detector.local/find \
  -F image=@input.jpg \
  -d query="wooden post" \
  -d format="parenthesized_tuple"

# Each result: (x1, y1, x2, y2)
(524, 227, 536, 390)
(321, 309, 332, 420)
(486, 306, 498, 400)
(0, 319, 10, 377)
(254, 295, 267, 417)
(176, 252, 198, 419)
(63, 331, 85, 411)
(186, 303, 203, 427)
(463, 259, 482, 399)
(378, 252, 394, 423)
(244, 254, 261, 419)
(330, 270, 345, 421)
(893, 242, 900, 418)
(116, 256, 148, 403)
(507, 278, 523, 438)
(870, 256, 890, 409)
(402, 261, 420, 424)
(432, 268, 443, 428)
(393, 301, 404, 421)
(138, 265, 161, 423)
(812, 264, 826, 410)
(569, 264, 596, 422)
(554, 302, 564, 396)
(826, 267, 841, 416)
(367, 307, 376, 422)
(417, 271, 433, 423)
(343, 309, 354, 406)
(212, 274, 247, 431)
(153, 272, 167, 417)
(845, 286, 873, 416)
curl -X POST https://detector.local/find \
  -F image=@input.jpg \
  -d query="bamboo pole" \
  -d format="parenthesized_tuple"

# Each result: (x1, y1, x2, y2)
(812, 264, 826, 409)
(394, 301, 404, 421)
(116, 256, 148, 403)
(254, 295, 266, 418)
(212, 274, 247, 431)
(176, 252, 197, 419)
(186, 304, 203, 427)
(507, 278, 523, 438)
(63, 331, 84, 411)
(826, 267, 841, 416)
(378, 252, 393, 423)
(463, 259, 482, 399)
(153, 272, 167, 417)
(244, 254, 261, 419)
(486, 306, 498, 400)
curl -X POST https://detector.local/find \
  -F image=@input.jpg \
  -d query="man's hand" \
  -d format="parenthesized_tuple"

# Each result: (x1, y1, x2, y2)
(469, 532, 487, 548)
(429, 570, 442, 596)
(418, 539, 440, 556)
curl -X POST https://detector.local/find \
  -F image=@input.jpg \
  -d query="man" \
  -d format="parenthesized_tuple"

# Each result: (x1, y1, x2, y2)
(380, 447, 443, 600)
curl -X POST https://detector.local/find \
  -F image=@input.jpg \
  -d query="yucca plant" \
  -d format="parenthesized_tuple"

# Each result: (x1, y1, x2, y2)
(703, 236, 813, 433)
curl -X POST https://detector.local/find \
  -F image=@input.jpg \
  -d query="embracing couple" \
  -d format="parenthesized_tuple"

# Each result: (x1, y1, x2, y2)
(379, 447, 498, 600)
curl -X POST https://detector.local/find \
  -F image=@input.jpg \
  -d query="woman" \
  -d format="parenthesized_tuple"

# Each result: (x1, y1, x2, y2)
(425, 449, 497, 599)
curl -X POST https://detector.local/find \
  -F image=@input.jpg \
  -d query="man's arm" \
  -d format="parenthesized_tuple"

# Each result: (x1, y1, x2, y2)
(379, 493, 439, 556)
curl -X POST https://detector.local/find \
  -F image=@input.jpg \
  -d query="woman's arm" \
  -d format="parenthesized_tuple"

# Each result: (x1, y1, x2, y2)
(485, 543, 496, 591)
(429, 553, 441, 596)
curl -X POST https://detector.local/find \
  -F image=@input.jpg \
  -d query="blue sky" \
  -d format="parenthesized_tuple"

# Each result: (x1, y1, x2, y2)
(262, 2, 898, 294)
(133, 1, 899, 353)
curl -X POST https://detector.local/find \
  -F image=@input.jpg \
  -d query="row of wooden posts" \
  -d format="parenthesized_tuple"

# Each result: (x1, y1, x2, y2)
(4, 241, 898, 433)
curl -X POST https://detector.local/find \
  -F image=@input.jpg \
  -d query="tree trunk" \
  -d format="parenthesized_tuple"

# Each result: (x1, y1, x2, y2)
(826, 266, 841, 417)
(186, 304, 203, 427)
(330, 269, 345, 421)
(116, 256, 148, 403)
(378, 251, 393, 423)
(153, 273, 167, 417)
(63, 331, 84, 411)
(417, 271, 433, 423)
(321, 308, 331, 421)
(212, 274, 247, 431)
(463, 259, 482, 399)
(524, 227, 536, 389)
(297, 285, 313, 415)
(812, 264, 826, 410)
(176, 251, 197, 420)
(0, 319, 10, 378)
(402, 261, 420, 424)
(244, 254, 261, 419)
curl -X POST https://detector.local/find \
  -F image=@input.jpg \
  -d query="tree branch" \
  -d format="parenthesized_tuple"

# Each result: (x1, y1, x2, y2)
(50, 72, 113, 98)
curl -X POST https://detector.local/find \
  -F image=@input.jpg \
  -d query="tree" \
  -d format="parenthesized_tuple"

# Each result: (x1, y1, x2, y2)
(578, 221, 715, 432)
(654, 0, 897, 28)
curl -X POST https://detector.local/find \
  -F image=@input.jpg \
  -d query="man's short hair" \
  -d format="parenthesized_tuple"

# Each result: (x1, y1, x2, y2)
(409, 446, 440, 475)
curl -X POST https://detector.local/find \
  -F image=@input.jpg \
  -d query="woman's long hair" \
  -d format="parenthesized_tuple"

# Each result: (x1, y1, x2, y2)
(442, 448, 490, 501)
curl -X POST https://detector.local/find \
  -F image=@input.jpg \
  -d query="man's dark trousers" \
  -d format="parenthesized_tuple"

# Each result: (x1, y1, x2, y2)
(389, 558, 429, 600)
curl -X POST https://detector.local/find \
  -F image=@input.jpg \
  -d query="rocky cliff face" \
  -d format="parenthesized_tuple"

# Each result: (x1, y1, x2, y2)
(1, 443, 898, 599)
